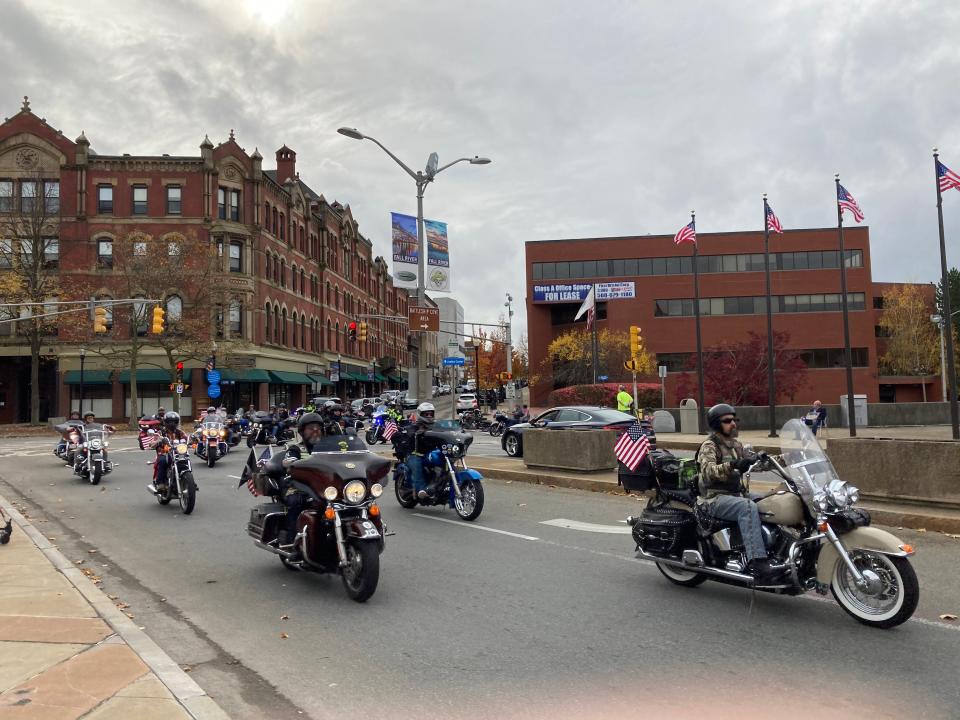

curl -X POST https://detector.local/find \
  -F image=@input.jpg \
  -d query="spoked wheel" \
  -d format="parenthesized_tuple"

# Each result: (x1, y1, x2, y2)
(341, 539, 379, 602)
(394, 468, 417, 509)
(504, 434, 521, 457)
(178, 472, 197, 515)
(366, 429, 378, 445)
(454, 479, 484, 521)
(656, 561, 708, 587)
(831, 550, 919, 628)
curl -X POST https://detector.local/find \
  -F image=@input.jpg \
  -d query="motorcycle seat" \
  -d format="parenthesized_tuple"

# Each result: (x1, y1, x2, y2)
(694, 502, 739, 534)
(659, 488, 696, 507)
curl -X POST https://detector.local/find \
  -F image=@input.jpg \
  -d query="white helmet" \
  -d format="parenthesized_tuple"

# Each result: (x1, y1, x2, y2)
(417, 402, 436, 425)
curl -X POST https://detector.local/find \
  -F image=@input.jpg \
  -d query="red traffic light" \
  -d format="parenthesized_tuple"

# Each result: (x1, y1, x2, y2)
(348, 322, 357, 331)
(176, 361, 184, 371)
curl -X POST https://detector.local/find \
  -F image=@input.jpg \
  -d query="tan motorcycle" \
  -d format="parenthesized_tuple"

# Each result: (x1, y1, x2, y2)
(628, 419, 919, 629)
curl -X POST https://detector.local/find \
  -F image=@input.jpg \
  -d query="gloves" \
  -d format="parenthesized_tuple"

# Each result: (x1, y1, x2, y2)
(730, 457, 753, 474)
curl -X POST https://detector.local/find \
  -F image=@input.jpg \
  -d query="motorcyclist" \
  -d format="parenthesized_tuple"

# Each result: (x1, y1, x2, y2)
(407, 402, 436, 500)
(276, 412, 326, 550)
(321, 401, 346, 436)
(696, 403, 782, 584)
(155, 407, 167, 421)
(82, 411, 115, 433)
(147, 411, 189, 494)
(57, 410, 83, 456)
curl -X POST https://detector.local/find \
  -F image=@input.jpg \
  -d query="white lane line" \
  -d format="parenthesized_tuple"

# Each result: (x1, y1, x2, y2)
(540, 518, 632, 535)
(412, 513, 539, 541)
(227, 475, 242, 479)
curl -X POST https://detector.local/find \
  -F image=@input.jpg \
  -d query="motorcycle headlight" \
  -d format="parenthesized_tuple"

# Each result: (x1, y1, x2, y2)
(847, 485, 860, 504)
(323, 486, 338, 501)
(370, 483, 384, 498)
(90, 439, 102, 450)
(813, 489, 830, 511)
(344, 480, 366, 504)
(220, 429, 227, 438)
(176, 443, 189, 454)
(103, 441, 109, 448)
(442, 444, 449, 451)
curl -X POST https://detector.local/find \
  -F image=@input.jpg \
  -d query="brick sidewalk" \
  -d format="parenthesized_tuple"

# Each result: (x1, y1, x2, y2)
(0, 496, 229, 720)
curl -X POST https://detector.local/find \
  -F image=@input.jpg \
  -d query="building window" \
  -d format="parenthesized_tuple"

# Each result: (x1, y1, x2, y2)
(43, 238, 58, 268)
(97, 239, 113, 268)
(218, 187, 226, 219)
(0, 180, 12, 212)
(168, 241, 180, 256)
(44, 181, 59, 214)
(272, 208, 278, 233)
(95, 299, 114, 331)
(166, 295, 183, 322)
(229, 301, 242, 335)
(280, 260, 286, 288)
(0, 238, 11, 268)
(279, 214, 285, 241)
(97, 185, 113, 214)
(653, 292, 867, 317)
(281, 308, 288, 345)
(265, 252, 272, 280)
(291, 265, 298, 292)
(20, 181, 37, 213)
(265, 303, 272, 343)
(166, 185, 181, 215)
(230, 190, 240, 221)
(132, 185, 148, 215)
(229, 241, 242, 273)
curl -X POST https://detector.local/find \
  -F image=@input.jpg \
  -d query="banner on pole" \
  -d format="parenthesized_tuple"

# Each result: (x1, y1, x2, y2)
(391, 212, 419, 289)
(424, 218, 450, 292)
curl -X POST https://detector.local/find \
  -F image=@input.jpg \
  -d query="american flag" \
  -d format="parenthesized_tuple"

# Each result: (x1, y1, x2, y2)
(205, 358, 215, 371)
(937, 160, 960, 193)
(238, 448, 271, 496)
(674, 221, 697, 246)
(614, 421, 651, 471)
(837, 184, 864, 223)
(382, 419, 399, 441)
(766, 203, 783, 234)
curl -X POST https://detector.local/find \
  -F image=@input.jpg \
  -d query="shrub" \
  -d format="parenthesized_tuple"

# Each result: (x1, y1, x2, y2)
(546, 383, 661, 409)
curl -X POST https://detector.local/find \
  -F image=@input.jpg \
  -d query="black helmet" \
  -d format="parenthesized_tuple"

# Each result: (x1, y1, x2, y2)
(163, 411, 181, 428)
(707, 403, 737, 432)
(297, 412, 323, 435)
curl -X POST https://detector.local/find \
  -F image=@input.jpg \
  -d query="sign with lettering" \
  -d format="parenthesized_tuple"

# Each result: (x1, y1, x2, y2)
(532, 282, 635, 303)
(408, 306, 440, 332)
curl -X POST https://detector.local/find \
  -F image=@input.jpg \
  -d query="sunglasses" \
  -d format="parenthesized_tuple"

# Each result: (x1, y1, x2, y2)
(421, 412, 435, 417)
(720, 417, 738, 424)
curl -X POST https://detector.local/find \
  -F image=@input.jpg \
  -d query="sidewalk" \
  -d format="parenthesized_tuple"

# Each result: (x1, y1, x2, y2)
(0, 496, 229, 720)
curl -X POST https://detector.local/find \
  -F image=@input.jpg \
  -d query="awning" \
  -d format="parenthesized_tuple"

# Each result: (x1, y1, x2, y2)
(64, 370, 112, 385)
(308, 374, 333, 386)
(219, 368, 273, 383)
(343, 372, 371, 382)
(269, 370, 315, 385)
(118, 369, 172, 384)
(374, 373, 388, 382)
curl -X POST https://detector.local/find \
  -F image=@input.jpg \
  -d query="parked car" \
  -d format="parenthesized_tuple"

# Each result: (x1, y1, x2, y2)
(380, 390, 401, 403)
(500, 406, 656, 458)
(439, 384, 451, 395)
(350, 397, 380, 413)
(456, 394, 479, 412)
(398, 392, 419, 410)
(308, 395, 343, 408)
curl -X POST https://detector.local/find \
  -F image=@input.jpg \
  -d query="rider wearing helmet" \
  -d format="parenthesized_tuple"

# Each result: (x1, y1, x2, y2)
(148, 411, 188, 494)
(406, 402, 436, 500)
(276, 412, 326, 550)
(321, 401, 346, 436)
(697, 403, 782, 584)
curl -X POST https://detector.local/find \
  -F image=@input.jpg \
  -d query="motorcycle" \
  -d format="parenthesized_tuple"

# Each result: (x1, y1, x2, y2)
(195, 420, 229, 468)
(246, 411, 277, 447)
(627, 419, 919, 629)
(145, 434, 198, 514)
(54, 420, 85, 465)
(365, 411, 391, 444)
(458, 408, 490, 431)
(73, 423, 114, 485)
(244, 435, 389, 602)
(392, 420, 485, 521)
(488, 411, 516, 438)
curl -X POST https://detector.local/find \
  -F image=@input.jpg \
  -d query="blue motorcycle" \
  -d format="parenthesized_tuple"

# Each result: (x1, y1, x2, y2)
(392, 422, 484, 521)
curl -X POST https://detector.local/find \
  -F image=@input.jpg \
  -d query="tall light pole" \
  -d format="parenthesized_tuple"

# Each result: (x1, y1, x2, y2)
(337, 127, 490, 403)
(932, 310, 960, 403)
(79, 346, 86, 415)
(504, 293, 514, 397)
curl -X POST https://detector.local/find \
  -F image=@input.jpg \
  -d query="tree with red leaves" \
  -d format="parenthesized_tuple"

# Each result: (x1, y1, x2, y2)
(675, 331, 808, 407)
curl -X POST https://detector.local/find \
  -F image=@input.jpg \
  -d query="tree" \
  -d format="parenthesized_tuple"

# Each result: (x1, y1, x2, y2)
(878, 285, 940, 378)
(0, 174, 64, 424)
(675, 330, 808, 406)
(935, 267, 960, 343)
(538, 327, 655, 388)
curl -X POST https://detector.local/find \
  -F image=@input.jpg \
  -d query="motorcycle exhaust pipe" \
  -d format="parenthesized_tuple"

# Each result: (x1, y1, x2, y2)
(635, 546, 756, 584)
(253, 539, 300, 561)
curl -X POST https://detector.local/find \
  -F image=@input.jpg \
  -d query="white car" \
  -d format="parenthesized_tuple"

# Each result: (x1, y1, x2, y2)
(456, 394, 479, 411)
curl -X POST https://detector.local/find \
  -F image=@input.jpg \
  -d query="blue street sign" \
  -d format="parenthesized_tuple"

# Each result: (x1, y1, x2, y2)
(598, 375, 609, 381)
(367, 370, 375, 380)
(442, 356, 465, 366)
(207, 384, 221, 399)
(206, 369, 221, 384)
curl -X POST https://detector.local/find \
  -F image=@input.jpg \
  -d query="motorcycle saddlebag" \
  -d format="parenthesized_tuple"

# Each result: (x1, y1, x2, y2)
(618, 456, 655, 492)
(248, 502, 285, 539)
(632, 507, 696, 556)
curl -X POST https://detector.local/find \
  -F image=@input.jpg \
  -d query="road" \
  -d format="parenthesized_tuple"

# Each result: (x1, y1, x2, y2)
(1, 434, 959, 719)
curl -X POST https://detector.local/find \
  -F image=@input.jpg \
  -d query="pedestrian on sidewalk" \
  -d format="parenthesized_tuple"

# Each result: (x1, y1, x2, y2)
(803, 400, 827, 436)
(616, 385, 634, 413)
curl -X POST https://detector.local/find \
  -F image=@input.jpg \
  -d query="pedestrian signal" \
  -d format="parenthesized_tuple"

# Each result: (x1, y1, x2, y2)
(151, 306, 165, 334)
(358, 321, 368, 341)
(175, 361, 184, 383)
(93, 306, 108, 333)
(629, 326, 641, 358)
(348, 321, 357, 341)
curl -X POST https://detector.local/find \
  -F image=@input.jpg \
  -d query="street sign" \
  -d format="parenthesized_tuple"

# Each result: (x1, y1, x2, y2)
(442, 356, 465, 366)
(367, 370, 375, 381)
(208, 384, 221, 399)
(175, 383, 184, 395)
(206, 369, 221, 385)
(408, 306, 440, 332)
(658, 365, 668, 378)
(598, 375, 609, 381)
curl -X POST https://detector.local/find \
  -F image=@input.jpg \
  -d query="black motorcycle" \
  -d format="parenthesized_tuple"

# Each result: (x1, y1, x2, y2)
(458, 408, 491, 431)
(245, 435, 389, 602)
(146, 435, 198, 514)
(247, 411, 281, 447)
(73, 424, 114, 485)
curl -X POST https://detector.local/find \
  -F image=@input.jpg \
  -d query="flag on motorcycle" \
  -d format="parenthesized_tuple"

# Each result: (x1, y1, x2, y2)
(383, 419, 399, 441)
(614, 421, 650, 471)
(238, 448, 265, 496)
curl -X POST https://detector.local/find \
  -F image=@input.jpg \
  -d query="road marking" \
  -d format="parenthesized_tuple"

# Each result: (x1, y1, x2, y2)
(540, 518, 632, 535)
(228, 475, 242, 479)
(412, 513, 539, 541)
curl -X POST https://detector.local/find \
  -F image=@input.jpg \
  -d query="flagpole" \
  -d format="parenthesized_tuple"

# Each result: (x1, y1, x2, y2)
(691, 210, 705, 433)
(933, 149, 960, 439)
(763, 195, 777, 438)
(591, 283, 599, 384)
(835, 175, 858, 437)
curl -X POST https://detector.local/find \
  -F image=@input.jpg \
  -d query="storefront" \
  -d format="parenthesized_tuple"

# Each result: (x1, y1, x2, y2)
(63, 370, 113, 418)
(119, 369, 192, 419)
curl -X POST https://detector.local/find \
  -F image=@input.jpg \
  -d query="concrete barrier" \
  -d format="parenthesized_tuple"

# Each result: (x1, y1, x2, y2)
(523, 428, 616, 472)
(655, 402, 952, 430)
(828, 437, 960, 504)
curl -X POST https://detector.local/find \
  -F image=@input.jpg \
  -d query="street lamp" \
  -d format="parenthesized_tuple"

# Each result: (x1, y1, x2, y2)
(79, 347, 86, 415)
(931, 310, 960, 401)
(337, 127, 490, 402)
(504, 293, 514, 396)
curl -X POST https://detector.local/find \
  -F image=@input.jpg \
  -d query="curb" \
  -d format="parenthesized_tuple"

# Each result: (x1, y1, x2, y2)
(0, 493, 230, 720)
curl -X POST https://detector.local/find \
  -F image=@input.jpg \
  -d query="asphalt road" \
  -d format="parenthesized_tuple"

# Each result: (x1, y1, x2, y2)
(2, 435, 959, 720)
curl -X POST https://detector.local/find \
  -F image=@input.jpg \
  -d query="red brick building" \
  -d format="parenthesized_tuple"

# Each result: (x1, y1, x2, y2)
(0, 99, 413, 423)
(526, 228, 940, 407)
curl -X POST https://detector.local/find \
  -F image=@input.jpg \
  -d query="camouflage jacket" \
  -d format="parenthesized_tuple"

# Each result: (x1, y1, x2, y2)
(696, 433, 748, 501)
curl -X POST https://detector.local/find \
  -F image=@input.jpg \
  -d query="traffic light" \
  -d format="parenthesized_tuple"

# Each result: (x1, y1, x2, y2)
(629, 325, 641, 358)
(358, 321, 368, 342)
(175, 361, 184, 383)
(93, 306, 108, 333)
(151, 306, 165, 334)
(348, 321, 357, 341)
(497, 372, 513, 381)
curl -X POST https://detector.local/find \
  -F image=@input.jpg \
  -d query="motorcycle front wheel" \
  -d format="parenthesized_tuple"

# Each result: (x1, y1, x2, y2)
(90, 466, 102, 485)
(206, 450, 216, 468)
(365, 429, 378, 445)
(178, 472, 197, 515)
(341, 539, 379, 602)
(831, 550, 919, 628)
(454, 479, 484, 521)
(246, 435, 256, 448)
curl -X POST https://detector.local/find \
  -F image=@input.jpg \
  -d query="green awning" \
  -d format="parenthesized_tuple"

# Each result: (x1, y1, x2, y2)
(308, 374, 334, 386)
(374, 373, 388, 382)
(269, 370, 315, 385)
(64, 370, 112, 385)
(118, 369, 172, 384)
(343, 372, 372, 382)
(219, 368, 272, 383)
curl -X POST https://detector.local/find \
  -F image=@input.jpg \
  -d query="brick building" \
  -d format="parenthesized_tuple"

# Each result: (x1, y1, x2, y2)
(0, 98, 417, 423)
(526, 228, 940, 407)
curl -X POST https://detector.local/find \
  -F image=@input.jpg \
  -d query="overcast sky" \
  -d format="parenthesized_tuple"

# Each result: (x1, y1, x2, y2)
(3, 0, 960, 339)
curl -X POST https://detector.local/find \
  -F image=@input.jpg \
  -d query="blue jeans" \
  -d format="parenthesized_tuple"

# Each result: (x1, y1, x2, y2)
(155, 454, 171, 485)
(407, 453, 426, 493)
(705, 495, 767, 562)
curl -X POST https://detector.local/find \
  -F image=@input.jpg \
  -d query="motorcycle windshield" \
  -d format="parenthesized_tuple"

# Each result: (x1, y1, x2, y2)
(778, 419, 840, 503)
(307, 435, 369, 454)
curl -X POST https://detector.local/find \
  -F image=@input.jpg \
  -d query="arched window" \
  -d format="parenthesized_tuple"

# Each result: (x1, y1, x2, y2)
(299, 315, 305, 349)
(133, 295, 148, 336)
(279, 214, 285, 241)
(327, 320, 333, 349)
(300, 268, 305, 294)
(272, 208, 278, 234)
(166, 295, 183, 322)
(335, 321, 340, 352)
(281, 308, 288, 346)
(291, 311, 298, 346)
(280, 259, 286, 288)
(274, 306, 280, 343)
(264, 202, 270, 230)
(265, 252, 272, 280)
(291, 264, 297, 293)
(326, 282, 332, 305)
(264, 303, 272, 343)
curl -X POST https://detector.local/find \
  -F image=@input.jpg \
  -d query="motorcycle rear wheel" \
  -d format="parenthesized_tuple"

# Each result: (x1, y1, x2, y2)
(394, 469, 417, 509)
(656, 562, 708, 587)
(831, 550, 918, 629)
(341, 539, 379, 602)
(178, 472, 197, 515)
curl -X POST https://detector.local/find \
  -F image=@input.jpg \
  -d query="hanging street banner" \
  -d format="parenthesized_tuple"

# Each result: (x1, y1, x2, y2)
(532, 281, 636, 303)
(424, 218, 450, 292)
(391, 212, 419, 289)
